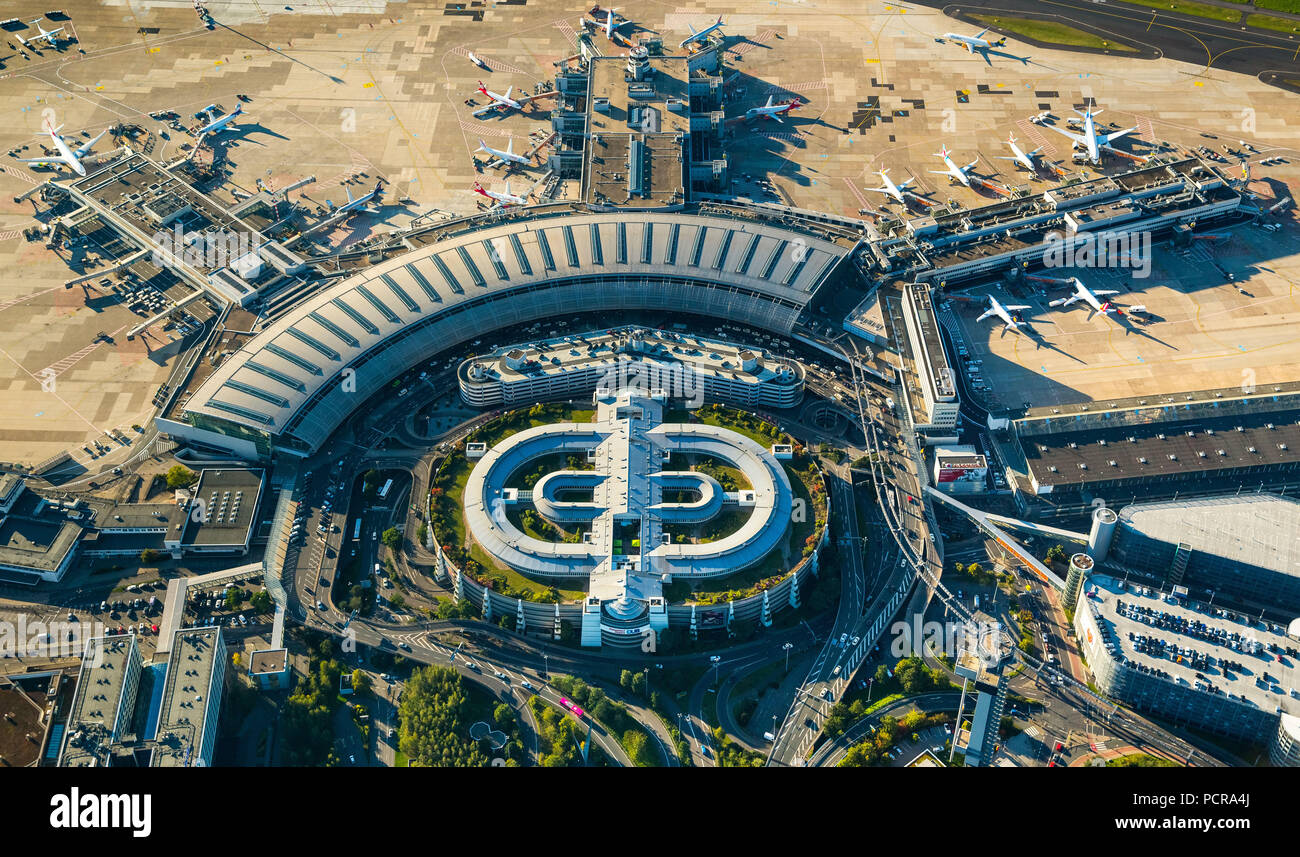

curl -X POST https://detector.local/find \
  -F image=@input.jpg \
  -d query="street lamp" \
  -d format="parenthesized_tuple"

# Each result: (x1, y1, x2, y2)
(783, 641, 793, 672)
(543, 652, 548, 677)
(710, 654, 721, 685)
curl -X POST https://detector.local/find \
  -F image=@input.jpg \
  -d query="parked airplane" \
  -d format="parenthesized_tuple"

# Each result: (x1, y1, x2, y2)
(468, 51, 489, 69)
(1045, 106, 1137, 165)
(977, 295, 1032, 331)
(332, 180, 385, 215)
(16, 19, 66, 50)
(472, 180, 527, 207)
(744, 95, 801, 124)
(998, 133, 1041, 171)
(863, 168, 916, 205)
(476, 137, 531, 168)
(679, 15, 725, 48)
(195, 104, 244, 136)
(929, 145, 978, 187)
(472, 82, 557, 117)
(1049, 277, 1123, 318)
(583, 7, 630, 43)
(16, 122, 108, 177)
(940, 28, 1005, 54)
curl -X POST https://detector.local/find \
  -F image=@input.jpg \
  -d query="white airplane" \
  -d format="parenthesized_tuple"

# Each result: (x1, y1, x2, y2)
(583, 7, 630, 43)
(929, 145, 978, 187)
(16, 122, 108, 177)
(471, 81, 557, 117)
(1048, 277, 1123, 318)
(940, 28, 1006, 54)
(472, 180, 526, 207)
(467, 51, 489, 70)
(998, 133, 1041, 172)
(476, 137, 530, 168)
(332, 180, 384, 215)
(864, 168, 916, 205)
(17, 19, 66, 50)
(679, 15, 725, 49)
(195, 104, 244, 136)
(1045, 106, 1137, 165)
(977, 295, 1032, 331)
(744, 95, 802, 124)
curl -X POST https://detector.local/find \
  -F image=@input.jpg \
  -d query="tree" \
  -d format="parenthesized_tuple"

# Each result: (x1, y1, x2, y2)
(1046, 544, 1067, 564)
(398, 666, 492, 767)
(494, 703, 516, 731)
(351, 669, 371, 696)
(225, 587, 245, 610)
(165, 465, 196, 489)
(381, 527, 402, 550)
(250, 589, 272, 613)
(139, 548, 162, 563)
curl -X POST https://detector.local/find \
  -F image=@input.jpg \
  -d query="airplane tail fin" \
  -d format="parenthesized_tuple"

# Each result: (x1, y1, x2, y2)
(717, 15, 724, 24)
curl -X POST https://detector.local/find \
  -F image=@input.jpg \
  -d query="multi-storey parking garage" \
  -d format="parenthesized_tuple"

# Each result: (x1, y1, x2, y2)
(161, 206, 859, 459)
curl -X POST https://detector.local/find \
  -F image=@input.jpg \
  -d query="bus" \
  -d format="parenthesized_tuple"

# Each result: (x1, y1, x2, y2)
(559, 698, 585, 720)
(352, 518, 362, 541)
(377, 478, 393, 500)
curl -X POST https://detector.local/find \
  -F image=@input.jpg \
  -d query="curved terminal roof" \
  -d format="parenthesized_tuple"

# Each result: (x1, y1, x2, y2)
(184, 209, 853, 450)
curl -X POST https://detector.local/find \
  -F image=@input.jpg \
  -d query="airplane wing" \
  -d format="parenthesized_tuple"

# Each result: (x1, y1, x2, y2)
(864, 185, 892, 195)
(14, 155, 67, 165)
(1004, 305, 1032, 311)
(472, 105, 499, 117)
(764, 95, 774, 109)
(897, 178, 914, 189)
(928, 169, 954, 176)
(963, 159, 978, 172)
(1044, 124, 1085, 145)
(976, 308, 995, 322)
(1093, 290, 1119, 297)
(74, 129, 109, 158)
(1101, 127, 1138, 145)
(767, 113, 783, 124)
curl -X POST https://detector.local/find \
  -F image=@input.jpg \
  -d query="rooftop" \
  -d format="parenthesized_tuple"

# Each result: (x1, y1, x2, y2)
(1084, 574, 1299, 718)
(1118, 493, 1300, 583)
(180, 468, 265, 548)
(1022, 408, 1300, 488)
(153, 627, 224, 767)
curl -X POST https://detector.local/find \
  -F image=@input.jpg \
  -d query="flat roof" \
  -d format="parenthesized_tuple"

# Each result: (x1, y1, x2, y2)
(153, 627, 223, 767)
(1022, 408, 1300, 488)
(249, 648, 288, 675)
(181, 468, 265, 547)
(462, 325, 802, 387)
(61, 636, 140, 766)
(584, 55, 692, 208)
(1085, 574, 1298, 718)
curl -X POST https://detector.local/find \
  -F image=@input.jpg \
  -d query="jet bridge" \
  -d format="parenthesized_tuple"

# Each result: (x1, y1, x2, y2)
(923, 485, 1069, 590)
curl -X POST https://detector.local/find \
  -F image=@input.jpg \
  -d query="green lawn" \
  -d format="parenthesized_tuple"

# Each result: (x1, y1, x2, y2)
(1247, 12, 1300, 33)
(969, 14, 1140, 51)
(1256, 0, 1300, 12)
(1114, 0, 1243, 22)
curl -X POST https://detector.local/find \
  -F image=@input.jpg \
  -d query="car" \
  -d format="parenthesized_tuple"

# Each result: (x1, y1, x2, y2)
(838, 633, 848, 647)
(494, 671, 506, 680)
(316, 601, 325, 610)
(239, 614, 247, 626)
(397, 641, 411, 651)
(349, 754, 356, 764)
(67, 612, 76, 622)
(521, 680, 533, 690)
